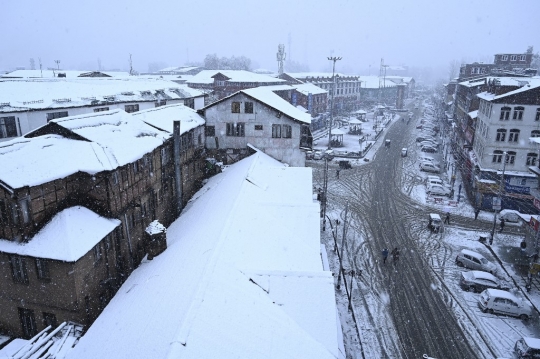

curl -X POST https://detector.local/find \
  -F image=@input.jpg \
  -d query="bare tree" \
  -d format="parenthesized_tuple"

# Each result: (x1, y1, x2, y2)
(448, 60, 460, 81)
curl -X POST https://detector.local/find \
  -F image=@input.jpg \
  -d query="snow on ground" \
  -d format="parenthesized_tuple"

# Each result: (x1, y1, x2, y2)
(312, 99, 540, 358)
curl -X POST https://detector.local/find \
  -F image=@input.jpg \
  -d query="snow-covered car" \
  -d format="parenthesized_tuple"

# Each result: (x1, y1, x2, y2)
(455, 249, 497, 274)
(312, 151, 323, 160)
(515, 337, 540, 358)
(478, 288, 532, 320)
(401, 148, 408, 157)
(426, 184, 450, 196)
(426, 178, 451, 189)
(419, 156, 439, 166)
(420, 162, 440, 173)
(420, 145, 437, 153)
(459, 270, 511, 293)
(419, 140, 439, 149)
(498, 209, 520, 223)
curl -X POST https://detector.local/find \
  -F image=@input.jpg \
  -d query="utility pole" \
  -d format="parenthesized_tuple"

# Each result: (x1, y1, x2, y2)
(327, 56, 342, 150)
(54, 60, 60, 70)
(321, 156, 329, 231)
(336, 202, 349, 290)
(490, 152, 507, 245)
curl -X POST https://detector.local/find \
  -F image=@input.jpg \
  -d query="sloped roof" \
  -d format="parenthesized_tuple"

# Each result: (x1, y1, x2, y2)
(477, 78, 540, 102)
(0, 105, 203, 189)
(0, 69, 131, 79)
(0, 206, 120, 261)
(187, 70, 285, 85)
(66, 151, 339, 359)
(292, 83, 328, 95)
(0, 78, 204, 113)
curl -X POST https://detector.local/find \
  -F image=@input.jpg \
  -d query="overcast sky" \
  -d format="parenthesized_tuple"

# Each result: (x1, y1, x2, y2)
(2, 0, 538, 78)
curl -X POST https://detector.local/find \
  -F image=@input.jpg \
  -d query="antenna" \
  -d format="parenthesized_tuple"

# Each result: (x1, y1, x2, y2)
(54, 60, 60, 70)
(277, 44, 286, 75)
(39, 58, 42, 78)
(129, 53, 134, 75)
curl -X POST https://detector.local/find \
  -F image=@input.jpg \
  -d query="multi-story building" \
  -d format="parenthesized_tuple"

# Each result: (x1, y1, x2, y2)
(187, 70, 286, 104)
(0, 104, 206, 338)
(470, 78, 540, 211)
(458, 52, 535, 81)
(0, 78, 206, 141)
(202, 85, 312, 167)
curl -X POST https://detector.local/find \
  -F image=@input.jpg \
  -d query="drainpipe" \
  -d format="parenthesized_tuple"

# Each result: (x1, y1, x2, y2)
(173, 121, 183, 215)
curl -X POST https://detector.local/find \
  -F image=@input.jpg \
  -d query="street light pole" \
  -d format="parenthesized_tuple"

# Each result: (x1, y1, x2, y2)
(490, 152, 507, 245)
(327, 56, 342, 150)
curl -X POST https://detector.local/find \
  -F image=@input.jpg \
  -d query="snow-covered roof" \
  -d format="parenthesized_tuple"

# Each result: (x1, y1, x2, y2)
(468, 110, 478, 119)
(384, 76, 413, 84)
(240, 86, 312, 124)
(0, 105, 203, 189)
(285, 72, 347, 80)
(291, 82, 328, 95)
(477, 78, 540, 102)
(357, 76, 397, 89)
(0, 206, 120, 261)
(66, 150, 339, 359)
(0, 78, 204, 113)
(187, 70, 285, 85)
(0, 69, 131, 79)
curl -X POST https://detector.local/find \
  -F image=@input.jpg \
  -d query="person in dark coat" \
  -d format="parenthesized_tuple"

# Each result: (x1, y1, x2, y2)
(382, 248, 389, 264)
(499, 218, 505, 233)
(391, 247, 400, 264)
(444, 212, 450, 224)
(474, 208, 480, 220)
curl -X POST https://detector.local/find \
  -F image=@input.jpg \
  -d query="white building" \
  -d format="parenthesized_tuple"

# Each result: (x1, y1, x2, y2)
(201, 85, 312, 167)
(0, 78, 206, 141)
(471, 77, 540, 210)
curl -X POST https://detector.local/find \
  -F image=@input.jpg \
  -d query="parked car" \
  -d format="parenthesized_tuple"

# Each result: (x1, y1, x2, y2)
(478, 288, 532, 320)
(421, 145, 437, 153)
(419, 156, 440, 166)
(499, 209, 521, 223)
(460, 270, 511, 292)
(401, 148, 408, 157)
(313, 151, 323, 160)
(416, 135, 437, 143)
(426, 184, 451, 196)
(426, 178, 451, 189)
(455, 249, 497, 274)
(515, 337, 540, 358)
(420, 162, 441, 173)
(419, 140, 439, 149)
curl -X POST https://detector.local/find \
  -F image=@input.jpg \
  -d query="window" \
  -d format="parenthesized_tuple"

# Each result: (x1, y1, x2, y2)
(155, 100, 166, 107)
(93, 243, 102, 264)
(35, 259, 51, 280)
(226, 123, 245, 137)
(205, 126, 215, 137)
(531, 130, 540, 138)
(506, 151, 516, 164)
(501, 55, 508, 61)
(43, 312, 57, 328)
(500, 107, 510, 120)
(46, 111, 68, 122)
(272, 124, 281, 138)
(0, 116, 18, 138)
(18, 308, 37, 339)
(510, 55, 517, 61)
(10, 256, 28, 284)
(125, 104, 139, 113)
(93, 107, 109, 113)
(509, 129, 520, 142)
(0, 199, 8, 224)
(244, 102, 254, 113)
(513, 106, 524, 120)
(527, 153, 538, 166)
(536, 109, 540, 121)
(492, 150, 503, 163)
(520, 55, 526, 61)
(231, 102, 240, 113)
(254, 125, 263, 131)
(282, 125, 292, 138)
(184, 98, 195, 109)
(495, 129, 506, 142)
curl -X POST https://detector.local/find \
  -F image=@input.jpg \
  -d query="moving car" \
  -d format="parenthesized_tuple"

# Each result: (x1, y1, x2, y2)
(478, 288, 532, 320)
(499, 209, 521, 223)
(455, 249, 497, 274)
(426, 184, 451, 196)
(459, 270, 511, 292)
(421, 145, 437, 153)
(401, 148, 408, 157)
(420, 162, 441, 173)
(428, 213, 442, 233)
(515, 337, 540, 358)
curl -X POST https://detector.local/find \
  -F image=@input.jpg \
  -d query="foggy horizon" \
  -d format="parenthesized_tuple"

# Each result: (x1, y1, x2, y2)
(2, 0, 539, 81)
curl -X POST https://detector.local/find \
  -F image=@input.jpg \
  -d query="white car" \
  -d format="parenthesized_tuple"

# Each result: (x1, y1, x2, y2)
(419, 140, 439, 149)
(426, 184, 451, 197)
(421, 145, 437, 153)
(498, 209, 521, 223)
(420, 156, 440, 166)
(420, 162, 440, 173)
(478, 288, 532, 320)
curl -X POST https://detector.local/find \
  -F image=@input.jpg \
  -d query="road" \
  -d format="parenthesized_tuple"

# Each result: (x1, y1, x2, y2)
(314, 114, 498, 358)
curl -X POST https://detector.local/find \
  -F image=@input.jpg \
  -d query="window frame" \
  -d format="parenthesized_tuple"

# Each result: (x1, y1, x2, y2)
(492, 150, 503, 163)
(0, 116, 18, 138)
(35, 258, 51, 281)
(500, 107, 511, 121)
(526, 153, 538, 166)
(93, 243, 102, 264)
(272, 124, 282, 138)
(18, 308, 37, 339)
(508, 129, 520, 142)
(495, 129, 507, 142)
(244, 102, 254, 114)
(506, 151, 516, 164)
(231, 102, 241, 113)
(513, 106, 524, 120)
(46, 111, 68, 123)
(93, 107, 109, 113)
(124, 104, 140, 113)
(282, 124, 292, 138)
(10, 255, 29, 284)
(226, 123, 245, 137)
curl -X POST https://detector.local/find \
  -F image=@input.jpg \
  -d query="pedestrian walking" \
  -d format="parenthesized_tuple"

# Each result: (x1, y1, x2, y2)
(444, 212, 450, 225)
(391, 247, 400, 264)
(336, 169, 340, 179)
(474, 208, 480, 220)
(499, 218, 505, 233)
(382, 248, 389, 264)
